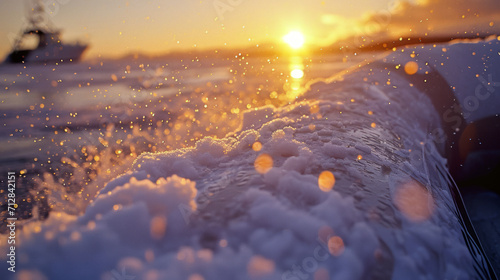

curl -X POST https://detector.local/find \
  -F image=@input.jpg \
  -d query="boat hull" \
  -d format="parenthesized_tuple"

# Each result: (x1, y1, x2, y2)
(4, 43, 88, 64)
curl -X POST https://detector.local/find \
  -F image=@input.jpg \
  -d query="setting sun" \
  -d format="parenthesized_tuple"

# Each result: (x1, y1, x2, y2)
(283, 31, 305, 49)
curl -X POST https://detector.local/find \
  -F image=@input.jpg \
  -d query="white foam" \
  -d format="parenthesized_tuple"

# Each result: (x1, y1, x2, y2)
(3, 39, 497, 280)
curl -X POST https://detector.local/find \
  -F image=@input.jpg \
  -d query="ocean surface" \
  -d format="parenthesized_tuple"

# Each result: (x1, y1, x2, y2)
(0, 52, 373, 217)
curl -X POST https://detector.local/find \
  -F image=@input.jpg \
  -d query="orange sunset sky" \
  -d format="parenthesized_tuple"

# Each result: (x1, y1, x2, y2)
(0, 0, 499, 59)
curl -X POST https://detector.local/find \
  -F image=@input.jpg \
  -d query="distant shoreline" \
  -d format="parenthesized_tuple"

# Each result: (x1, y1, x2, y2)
(97, 34, 495, 62)
(356, 34, 497, 51)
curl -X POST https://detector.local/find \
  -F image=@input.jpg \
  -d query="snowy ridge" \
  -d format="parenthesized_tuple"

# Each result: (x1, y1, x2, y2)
(1, 40, 498, 280)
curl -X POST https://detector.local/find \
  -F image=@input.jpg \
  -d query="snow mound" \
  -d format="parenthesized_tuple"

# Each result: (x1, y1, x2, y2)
(2, 39, 498, 280)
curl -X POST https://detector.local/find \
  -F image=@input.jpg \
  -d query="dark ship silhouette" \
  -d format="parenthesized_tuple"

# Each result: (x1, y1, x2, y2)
(3, 0, 88, 64)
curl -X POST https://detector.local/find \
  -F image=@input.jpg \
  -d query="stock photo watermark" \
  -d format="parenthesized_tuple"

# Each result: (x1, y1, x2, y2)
(7, 0, 73, 46)
(281, 233, 337, 280)
(340, 0, 396, 60)
(109, 267, 136, 280)
(5, 172, 17, 273)
(179, 169, 254, 224)
(430, 73, 500, 145)
(213, 0, 245, 21)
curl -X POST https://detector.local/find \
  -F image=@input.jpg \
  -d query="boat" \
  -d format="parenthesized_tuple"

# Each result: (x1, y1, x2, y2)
(3, 0, 88, 64)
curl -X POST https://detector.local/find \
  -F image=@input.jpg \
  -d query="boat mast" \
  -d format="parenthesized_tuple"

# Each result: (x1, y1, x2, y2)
(26, 0, 54, 32)
(11, 0, 48, 50)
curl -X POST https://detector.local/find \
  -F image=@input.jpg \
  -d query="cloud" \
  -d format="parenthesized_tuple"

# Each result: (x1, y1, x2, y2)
(323, 0, 500, 46)
(367, 0, 500, 37)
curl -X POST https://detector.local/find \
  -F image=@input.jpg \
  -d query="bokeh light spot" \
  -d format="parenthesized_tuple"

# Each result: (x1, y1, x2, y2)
(247, 256, 275, 278)
(318, 171, 335, 192)
(188, 274, 204, 280)
(328, 236, 345, 256)
(145, 249, 155, 263)
(254, 154, 273, 174)
(404, 61, 419, 75)
(16, 270, 47, 280)
(219, 239, 228, 247)
(314, 268, 330, 280)
(70, 231, 81, 241)
(252, 141, 262, 152)
(150, 215, 167, 240)
(394, 180, 435, 222)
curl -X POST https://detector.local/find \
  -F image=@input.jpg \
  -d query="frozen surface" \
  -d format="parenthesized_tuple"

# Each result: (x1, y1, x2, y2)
(1, 39, 499, 280)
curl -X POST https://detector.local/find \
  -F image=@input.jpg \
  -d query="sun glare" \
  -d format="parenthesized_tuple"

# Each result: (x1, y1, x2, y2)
(283, 31, 305, 49)
(290, 68, 304, 79)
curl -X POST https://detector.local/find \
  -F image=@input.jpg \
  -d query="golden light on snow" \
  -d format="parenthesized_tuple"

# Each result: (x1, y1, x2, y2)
(310, 105, 320, 114)
(283, 55, 305, 100)
(357, 155, 363, 160)
(289, 81, 301, 91)
(318, 171, 335, 192)
(371, 122, 377, 128)
(394, 180, 435, 222)
(328, 236, 345, 256)
(291, 68, 304, 79)
(188, 274, 205, 280)
(150, 215, 167, 240)
(254, 153, 273, 174)
(404, 61, 419, 75)
(283, 31, 305, 49)
(252, 141, 263, 151)
(247, 256, 275, 278)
